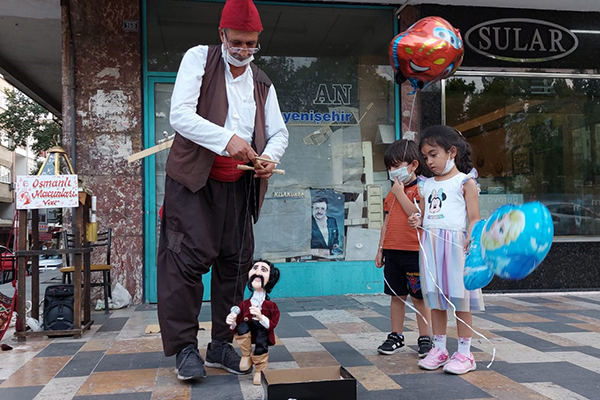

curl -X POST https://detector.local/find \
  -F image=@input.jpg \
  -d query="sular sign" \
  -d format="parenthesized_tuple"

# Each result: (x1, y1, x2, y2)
(465, 18, 579, 63)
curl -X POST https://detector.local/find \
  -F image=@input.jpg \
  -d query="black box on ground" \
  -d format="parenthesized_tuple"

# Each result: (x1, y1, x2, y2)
(43, 284, 75, 331)
(261, 366, 357, 400)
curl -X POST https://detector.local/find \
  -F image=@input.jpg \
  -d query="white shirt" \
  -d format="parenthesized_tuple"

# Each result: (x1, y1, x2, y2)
(169, 44, 289, 161)
(318, 224, 329, 246)
(422, 172, 469, 231)
(250, 290, 270, 329)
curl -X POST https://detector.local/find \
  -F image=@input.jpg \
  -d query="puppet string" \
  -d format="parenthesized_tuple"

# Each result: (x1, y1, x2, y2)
(232, 161, 255, 308)
(414, 224, 496, 368)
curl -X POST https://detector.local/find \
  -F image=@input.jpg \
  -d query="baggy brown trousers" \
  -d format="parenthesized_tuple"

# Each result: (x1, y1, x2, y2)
(157, 175, 254, 357)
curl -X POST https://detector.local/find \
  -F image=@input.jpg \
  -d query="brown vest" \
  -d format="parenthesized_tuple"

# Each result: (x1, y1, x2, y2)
(166, 45, 272, 221)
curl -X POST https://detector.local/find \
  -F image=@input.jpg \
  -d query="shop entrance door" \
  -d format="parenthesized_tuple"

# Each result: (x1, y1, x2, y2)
(144, 77, 212, 303)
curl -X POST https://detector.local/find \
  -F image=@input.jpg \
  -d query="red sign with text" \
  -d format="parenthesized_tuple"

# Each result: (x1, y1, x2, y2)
(16, 175, 79, 209)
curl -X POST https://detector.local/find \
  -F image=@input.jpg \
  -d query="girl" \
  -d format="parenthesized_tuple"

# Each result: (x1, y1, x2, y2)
(408, 125, 484, 375)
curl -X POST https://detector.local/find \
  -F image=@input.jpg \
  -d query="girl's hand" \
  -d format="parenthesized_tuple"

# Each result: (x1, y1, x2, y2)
(375, 250, 383, 268)
(408, 213, 421, 228)
(464, 236, 472, 253)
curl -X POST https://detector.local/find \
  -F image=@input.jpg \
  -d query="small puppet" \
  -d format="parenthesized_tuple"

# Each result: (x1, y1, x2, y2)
(226, 260, 280, 385)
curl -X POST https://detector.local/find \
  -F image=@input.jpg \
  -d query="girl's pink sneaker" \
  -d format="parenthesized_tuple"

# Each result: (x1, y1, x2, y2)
(417, 347, 449, 370)
(443, 352, 477, 375)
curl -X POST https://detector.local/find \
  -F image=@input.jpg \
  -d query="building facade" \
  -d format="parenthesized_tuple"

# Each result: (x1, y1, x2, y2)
(0, 76, 41, 247)
(60, 0, 600, 303)
(0, 77, 14, 243)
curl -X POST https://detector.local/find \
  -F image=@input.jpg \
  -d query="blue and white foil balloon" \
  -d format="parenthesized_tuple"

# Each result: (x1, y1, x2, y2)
(464, 202, 554, 289)
(463, 219, 494, 291)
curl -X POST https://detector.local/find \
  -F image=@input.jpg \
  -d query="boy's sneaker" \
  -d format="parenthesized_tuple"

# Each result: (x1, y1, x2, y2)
(175, 345, 207, 381)
(417, 335, 433, 358)
(205, 340, 252, 375)
(377, 333, 404, 355)
(443, 352, 477, 375)
(418, 347, 449, 370)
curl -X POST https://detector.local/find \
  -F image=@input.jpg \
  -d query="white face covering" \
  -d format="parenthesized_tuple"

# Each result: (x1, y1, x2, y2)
(222, 44, 254, 67)
(226, 51, 254, 67)
(389, 166, 413, 183)
(441, 153, 455, 175)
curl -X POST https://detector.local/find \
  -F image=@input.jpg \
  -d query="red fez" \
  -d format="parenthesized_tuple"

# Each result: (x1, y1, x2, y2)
(219, 0, 263, 32)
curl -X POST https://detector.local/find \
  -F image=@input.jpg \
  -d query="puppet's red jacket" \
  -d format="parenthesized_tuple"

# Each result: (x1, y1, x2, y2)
(232, 298, 280, 346)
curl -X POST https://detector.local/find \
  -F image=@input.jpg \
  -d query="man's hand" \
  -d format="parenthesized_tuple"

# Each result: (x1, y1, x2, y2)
(391, 178, 405, 198)
(253, 154, 275, 180)
(407, 213, 422, 229)
(249, 305, 263, 321)
(225, 313, 237, 326)
(226, 135, 258, 162)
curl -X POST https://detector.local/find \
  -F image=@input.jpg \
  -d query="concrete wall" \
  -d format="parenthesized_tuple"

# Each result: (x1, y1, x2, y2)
(62, 0, 144, 303)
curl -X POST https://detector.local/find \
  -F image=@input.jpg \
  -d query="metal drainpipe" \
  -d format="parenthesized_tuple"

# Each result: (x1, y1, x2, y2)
(64, 0, 77, 228)
(65, 0, 76, 172)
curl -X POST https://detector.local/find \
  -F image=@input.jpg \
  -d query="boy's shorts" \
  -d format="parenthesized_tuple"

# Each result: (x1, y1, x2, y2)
(382, 249, 423, 299)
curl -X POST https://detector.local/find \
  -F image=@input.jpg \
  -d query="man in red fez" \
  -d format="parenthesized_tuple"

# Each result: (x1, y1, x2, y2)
(157, 0, 288, 381)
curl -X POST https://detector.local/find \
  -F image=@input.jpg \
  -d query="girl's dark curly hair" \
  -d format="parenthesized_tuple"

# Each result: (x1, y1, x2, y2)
(419, 125, 473, 174)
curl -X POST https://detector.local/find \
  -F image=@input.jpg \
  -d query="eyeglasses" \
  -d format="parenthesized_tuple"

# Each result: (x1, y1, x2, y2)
(223, 32, 261, 55)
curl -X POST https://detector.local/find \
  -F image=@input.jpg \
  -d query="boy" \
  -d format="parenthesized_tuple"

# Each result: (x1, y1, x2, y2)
(375, 139, 432, 357)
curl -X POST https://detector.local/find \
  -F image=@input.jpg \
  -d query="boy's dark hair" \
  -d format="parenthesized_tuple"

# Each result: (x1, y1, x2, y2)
(419, 125, 473, 174)
(384, 139, 422, 174)
(247, 259, 280, 299)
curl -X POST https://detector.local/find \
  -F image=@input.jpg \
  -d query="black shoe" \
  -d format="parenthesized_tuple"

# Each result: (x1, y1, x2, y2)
(377, 333, 404, 355)
(417, 335, 433, 358)
(205, 340, 252, 375)
(175, 345, 207, 381)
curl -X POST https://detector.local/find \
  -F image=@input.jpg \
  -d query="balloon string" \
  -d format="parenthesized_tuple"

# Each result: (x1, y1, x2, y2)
(412, 200, 496, 368)
(383, 197, 429, 330)
(407, 93, 417, 135)
(382, 266, 430, 329)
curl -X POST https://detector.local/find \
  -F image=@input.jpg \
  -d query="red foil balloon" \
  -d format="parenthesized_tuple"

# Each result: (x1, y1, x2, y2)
(389, 16, 464, 92)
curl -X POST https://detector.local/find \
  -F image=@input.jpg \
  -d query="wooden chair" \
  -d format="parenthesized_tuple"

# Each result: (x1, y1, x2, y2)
(60, 229, 113, 314)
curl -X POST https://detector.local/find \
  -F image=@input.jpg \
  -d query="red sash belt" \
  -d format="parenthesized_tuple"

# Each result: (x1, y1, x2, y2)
(209, 155, 246, 182)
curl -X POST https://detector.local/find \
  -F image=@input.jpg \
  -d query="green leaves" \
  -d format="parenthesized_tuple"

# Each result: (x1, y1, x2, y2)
(0, 88, 62, 156)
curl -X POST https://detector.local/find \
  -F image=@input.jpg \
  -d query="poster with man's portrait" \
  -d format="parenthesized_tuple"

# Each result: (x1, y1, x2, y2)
(310, 189, 345, 260)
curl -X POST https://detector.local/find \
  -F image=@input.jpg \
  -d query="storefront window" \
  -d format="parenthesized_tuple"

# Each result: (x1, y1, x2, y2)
(445, 76, 600, 236)
(253, 53, 395, 262)
(146, 1, 396, 261)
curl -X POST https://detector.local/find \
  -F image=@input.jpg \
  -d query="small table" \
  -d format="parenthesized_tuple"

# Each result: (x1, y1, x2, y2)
(14, 247, 94, 340)
(14, 201, 95, 340)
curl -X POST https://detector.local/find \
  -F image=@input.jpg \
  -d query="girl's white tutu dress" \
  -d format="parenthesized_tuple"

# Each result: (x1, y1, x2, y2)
(418, 169, 485, 312)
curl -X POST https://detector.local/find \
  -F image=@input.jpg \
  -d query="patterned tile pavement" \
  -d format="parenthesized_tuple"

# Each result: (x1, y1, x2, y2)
(1, 292, 600, 399)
